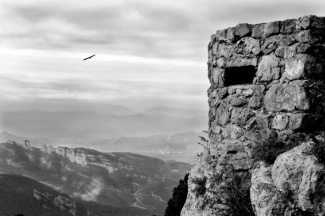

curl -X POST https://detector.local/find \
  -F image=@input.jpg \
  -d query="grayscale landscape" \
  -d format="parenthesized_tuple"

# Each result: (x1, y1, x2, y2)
(1, 0, 325, 216)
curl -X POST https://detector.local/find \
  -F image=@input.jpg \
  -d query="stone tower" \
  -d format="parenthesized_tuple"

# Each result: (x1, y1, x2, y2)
(181, 15, 325, 216)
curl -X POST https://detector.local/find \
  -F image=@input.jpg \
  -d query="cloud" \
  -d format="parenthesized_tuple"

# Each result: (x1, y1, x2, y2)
(2, 0, 325, 62)
(1, 0, 325, 112)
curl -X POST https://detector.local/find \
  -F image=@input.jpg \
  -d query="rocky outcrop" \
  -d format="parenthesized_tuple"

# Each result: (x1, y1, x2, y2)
(34, 189, 79, 216)
(41, 145, 88, 166)
(182, 15, 325, 216)
(0, 141, 191, 215)
(251, 141, 325, 216)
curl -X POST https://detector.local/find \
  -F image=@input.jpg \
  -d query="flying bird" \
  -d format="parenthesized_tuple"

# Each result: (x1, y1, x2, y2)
(83, 54, 96, 61)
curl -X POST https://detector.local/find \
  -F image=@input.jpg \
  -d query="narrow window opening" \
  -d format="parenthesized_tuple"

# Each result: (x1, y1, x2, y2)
(224, 66, 256, 86)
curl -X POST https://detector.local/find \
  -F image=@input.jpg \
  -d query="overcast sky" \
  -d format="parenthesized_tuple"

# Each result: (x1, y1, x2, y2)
(1, 0, 325, 113)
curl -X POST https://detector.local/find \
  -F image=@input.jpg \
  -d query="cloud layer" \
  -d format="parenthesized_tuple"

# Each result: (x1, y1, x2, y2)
(1, 0, 325, 112)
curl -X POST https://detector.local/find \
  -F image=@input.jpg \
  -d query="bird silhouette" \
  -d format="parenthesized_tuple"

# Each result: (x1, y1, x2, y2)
(83, 54, 96, 61)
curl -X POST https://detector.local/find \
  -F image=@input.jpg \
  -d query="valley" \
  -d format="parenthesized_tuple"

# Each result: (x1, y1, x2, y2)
(0, 139, 192, 215)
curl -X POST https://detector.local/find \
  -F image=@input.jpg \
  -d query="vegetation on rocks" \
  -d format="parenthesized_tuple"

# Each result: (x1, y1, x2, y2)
(191, 176, 207, 197)
(253, 133, 309, 165)
(164, 173, 189, 216)
(310, 133, 325, 165)
(224, 174, 255, 216)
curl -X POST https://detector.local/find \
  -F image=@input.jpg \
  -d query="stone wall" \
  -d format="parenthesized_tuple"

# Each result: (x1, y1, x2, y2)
(181, 15, 325, 216)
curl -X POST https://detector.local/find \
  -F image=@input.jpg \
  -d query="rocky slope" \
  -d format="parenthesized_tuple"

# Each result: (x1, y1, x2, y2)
(0, 140, 191, 215)
(181, 15, 325, 216)
(0, 174, 88, 216)
(250, 140, 325, 216)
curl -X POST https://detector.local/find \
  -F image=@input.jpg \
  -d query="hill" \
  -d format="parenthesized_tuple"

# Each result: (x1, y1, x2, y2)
(0, 141, 191, 215)
(0, 174, 88, 216)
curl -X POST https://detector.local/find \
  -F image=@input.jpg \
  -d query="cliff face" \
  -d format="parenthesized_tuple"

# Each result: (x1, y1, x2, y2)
(0, 141, 191, 215)
(182, 15, 325, 216)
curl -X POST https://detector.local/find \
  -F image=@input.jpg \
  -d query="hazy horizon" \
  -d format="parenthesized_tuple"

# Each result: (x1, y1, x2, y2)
(2, 0, 325, 140)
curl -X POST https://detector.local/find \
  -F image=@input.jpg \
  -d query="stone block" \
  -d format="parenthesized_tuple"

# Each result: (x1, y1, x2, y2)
(230, 107, 254, 126)
(289, 113, 307, 131)
(295, 43, 312, 54)
(264, 21, 280, 38)
(216, 29, 227, 40)
(283, 54, 320, 80)
(289, 113, 322, 131)
(211, 122, 223, 134)
(217, 87, 228, 99)
(211, 68, 225, 87)
(296, 30, 325, 44)
(226, 57, 257, 68)
(296, 15, 325, 30)
(215, 101, 230, 126)
(208, 50, 213, 63)
(264, 81, 310, 112)
(242, 37, 261, 55)
(212, 42, 219, 55)
(216, 57, 226, 68)
(222, 125, 244, 140)
(261, 35, 279, 54)
(280, 18, 297, 34)
(278, 34, 296, 46)
(275, 46, 296, 59)
(244, 129, 273, 142)
(272, 113, 289, 130)
(217, 44, 234, 59)
(252, 23, 266, 39)
(256, 55, 280, 82)
(234, 23, 252, 38)
(226, 27, 236, 42)
(228, 95, 247, 107)
(248, 85, 265, 109)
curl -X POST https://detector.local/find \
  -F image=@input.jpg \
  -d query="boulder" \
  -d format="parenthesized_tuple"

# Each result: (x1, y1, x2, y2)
(272, 142, 325, 214)
(251, 162, 288, 216)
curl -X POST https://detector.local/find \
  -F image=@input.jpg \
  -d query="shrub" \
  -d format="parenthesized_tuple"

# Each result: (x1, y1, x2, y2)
(310, 134, 325, 165)
(164, 173, 189, 216)
(253, 133, 307, 165)
(224, 174, 255, 216)
(253, 138, 288, 164)
(191, 176, 207, 197)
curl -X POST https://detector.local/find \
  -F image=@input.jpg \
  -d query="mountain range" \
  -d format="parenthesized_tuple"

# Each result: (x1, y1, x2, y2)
(0, 131, 204, 163)
(0, 140, 192, 215)
(1, 105, 208, 140)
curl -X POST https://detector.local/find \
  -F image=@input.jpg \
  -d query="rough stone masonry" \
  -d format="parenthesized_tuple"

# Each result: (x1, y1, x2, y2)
(181, 15, 325, 216)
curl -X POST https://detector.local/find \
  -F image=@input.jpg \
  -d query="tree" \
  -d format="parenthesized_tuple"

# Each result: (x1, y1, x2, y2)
(164, 173, 189, 216)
